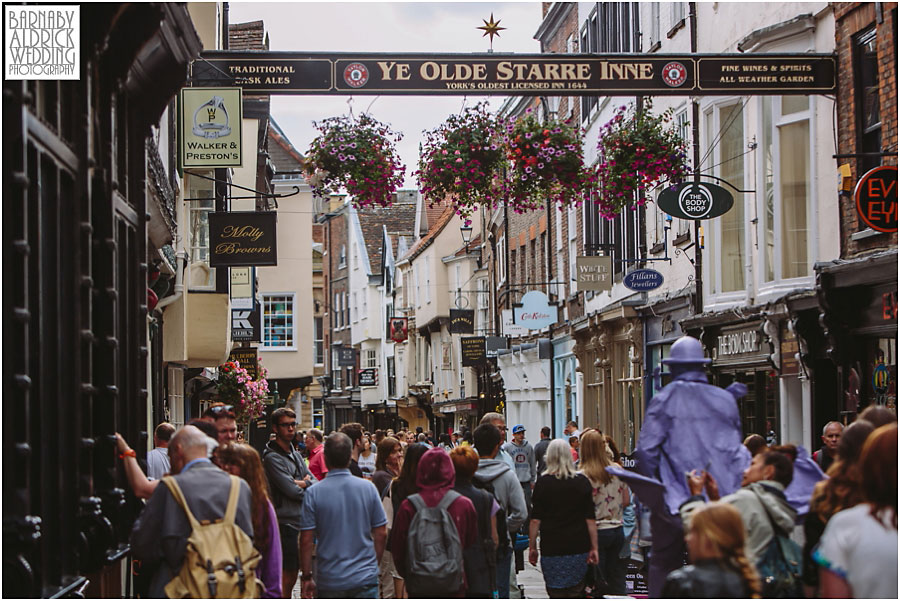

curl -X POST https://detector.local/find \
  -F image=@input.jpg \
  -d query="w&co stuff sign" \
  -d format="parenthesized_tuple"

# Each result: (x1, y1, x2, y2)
(208, 211, 278, 267)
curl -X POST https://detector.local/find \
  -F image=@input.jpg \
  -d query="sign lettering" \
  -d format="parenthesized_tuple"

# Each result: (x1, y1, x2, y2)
(855, 166, 898, 233)
(449, 309, 475, 334)
(717, 329, 760, 358)
(460, 336, 487, 366)
(228, 347, 258, 380)
(192, 52, 836, 96)
(623, 269, 664, 292)
(180, 87, 242, 167)
(658, 182, 734, 220)
(209, 211, 278, 267)
(576, 256, 613, 292)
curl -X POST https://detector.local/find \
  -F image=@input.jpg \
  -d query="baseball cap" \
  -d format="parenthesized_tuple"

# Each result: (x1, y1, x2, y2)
(512, 425, 526, 434)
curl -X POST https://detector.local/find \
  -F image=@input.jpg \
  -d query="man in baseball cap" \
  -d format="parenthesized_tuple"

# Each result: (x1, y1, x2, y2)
(502, 424, 536, 517)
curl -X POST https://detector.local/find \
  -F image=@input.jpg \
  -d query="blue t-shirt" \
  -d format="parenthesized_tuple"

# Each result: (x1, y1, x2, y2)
(299, 468, 387, 591)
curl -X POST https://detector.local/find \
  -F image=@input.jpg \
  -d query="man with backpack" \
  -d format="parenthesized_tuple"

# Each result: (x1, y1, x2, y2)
(131, 425, 258, 598)
(473, 423, 528, 599)
(390, 447, 478, 598)
(263, 407, 317, 598)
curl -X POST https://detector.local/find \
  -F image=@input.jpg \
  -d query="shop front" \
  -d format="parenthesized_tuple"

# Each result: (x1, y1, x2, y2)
(496, 341, 551, 440)
(552, 336, 579, 439)
(573, 306, 644, 453)
(640, 293, 694, 401)
(817, 251, 898, 422)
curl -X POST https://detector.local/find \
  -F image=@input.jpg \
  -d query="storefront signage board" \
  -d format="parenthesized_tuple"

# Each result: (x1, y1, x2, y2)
(780, 323, 800, 376)
(576, 256, 613, 292)
(208, 211, 278, 267)
(230, 266, 254, 310)
(514, 291, 556, 330)
(337, 347, 356, 367)
(623, 269, 664, 292)
(485, 336, 508, 358)
(193, 52, 836, 96)
(461, 336, 487, 366)
(502, 310, 529, 337)
(358, 368, 378, 387)
(388, 316, 408, 342)
(228, 347, 258, 380)
(854, 166, 897, 233)
(449, 309, 475, 334)
(231, 304, 260, 342)
(657, 182, 734, 220)
(717, 327, 761, 359)
(180, 87, 242, 167)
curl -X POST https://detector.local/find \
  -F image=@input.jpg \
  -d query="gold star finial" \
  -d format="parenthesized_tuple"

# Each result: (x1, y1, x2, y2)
(477, 13, 506, 49)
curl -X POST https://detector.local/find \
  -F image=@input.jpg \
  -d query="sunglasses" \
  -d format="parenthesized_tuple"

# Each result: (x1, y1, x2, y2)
(209, 404, 235, 417)
(277, 422, 297, 429)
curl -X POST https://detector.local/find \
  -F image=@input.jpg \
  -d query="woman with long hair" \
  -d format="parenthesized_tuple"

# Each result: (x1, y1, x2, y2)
(528, 439, 598, 598)
(815, 423, 897, 598)
(382, 442, 429, 598)
(372, 436, 403, 497)
(218, 443, 282, 598)
(663, 502, 761, 598)
(358, 432, 377, 478)
(579, 429, 630, 595)
(801, 419, 873, 593)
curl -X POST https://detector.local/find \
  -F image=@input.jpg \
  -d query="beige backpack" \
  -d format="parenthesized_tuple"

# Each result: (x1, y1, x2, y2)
(162, 475, 262, 598)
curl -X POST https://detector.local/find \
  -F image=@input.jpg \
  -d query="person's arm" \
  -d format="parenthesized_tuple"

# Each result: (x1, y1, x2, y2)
(586, 518, 599, 565)
(490, 513, 499, 547)
(528, 445, 537, 484)
(116, 433, 159, 499)
(130, 483, 167, 560)
(528, 519, 540, 566)
(372, 524, 387, 566)
(261, 500, 283, 598)
(819, 568, 852, 598)
(633, 393, 671, 477)
(299, 530, 316, 599)
(390, 500, 413, 578)
(505, 475, 528, 533)
(263, 453, 305, 502)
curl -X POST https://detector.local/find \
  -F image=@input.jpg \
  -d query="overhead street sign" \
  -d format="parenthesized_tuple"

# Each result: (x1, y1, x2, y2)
(191, 52, 836, 96)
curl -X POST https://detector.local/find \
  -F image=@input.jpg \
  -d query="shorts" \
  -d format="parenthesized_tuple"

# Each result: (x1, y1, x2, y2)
(279, 523, 300, 572)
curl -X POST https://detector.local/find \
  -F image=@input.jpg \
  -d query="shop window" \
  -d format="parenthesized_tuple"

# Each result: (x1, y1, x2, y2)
(262, 294, 295, 349)
(861, 337, 897, 410)
(718, 370, 778, 441)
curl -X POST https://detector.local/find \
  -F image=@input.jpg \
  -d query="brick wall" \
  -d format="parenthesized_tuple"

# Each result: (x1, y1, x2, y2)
(228, 20, 267, 50)
(834, 2, 898, 258)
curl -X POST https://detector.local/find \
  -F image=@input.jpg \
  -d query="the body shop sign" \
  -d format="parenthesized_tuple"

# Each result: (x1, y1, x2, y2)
(208, 211, 277, 267)
(657, 182, 734, 220)
(180, 87, 242, 168)
(514, 291, 555, 330)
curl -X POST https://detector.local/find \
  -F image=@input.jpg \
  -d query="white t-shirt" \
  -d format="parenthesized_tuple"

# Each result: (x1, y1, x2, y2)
(358, 452, 376, 476)
(814, 503, 898, 599)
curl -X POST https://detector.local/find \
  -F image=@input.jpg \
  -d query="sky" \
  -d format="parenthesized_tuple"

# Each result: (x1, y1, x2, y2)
(228, 2, 543, 188)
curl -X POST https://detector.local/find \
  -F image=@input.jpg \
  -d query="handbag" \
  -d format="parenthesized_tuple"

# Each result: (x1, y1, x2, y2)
(753, 492, 803, 598)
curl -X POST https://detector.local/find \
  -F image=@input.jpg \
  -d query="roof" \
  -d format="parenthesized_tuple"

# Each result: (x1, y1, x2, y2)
(454, 234, 482, 257)
(401, 204, 456, 263)
(229, 20, 268, 51)
(355, 193, 417, 275)
(268, 118, 304, 171)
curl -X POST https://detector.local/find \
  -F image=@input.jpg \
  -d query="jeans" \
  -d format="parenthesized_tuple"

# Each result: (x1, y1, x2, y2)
(496, 545, 512, 599)
(319, 581, 379, 599)
(596, 527, 626, 595)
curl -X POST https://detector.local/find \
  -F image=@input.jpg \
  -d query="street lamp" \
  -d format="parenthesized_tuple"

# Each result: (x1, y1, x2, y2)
(460, 224, 473, 246)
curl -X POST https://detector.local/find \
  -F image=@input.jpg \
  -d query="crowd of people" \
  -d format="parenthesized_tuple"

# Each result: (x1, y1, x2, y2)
(118, 348, 897, 600)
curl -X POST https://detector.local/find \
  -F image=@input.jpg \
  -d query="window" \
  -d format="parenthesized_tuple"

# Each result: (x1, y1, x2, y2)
(704, 102, 746, 295)
(314, 317, 324, 365)
(424, 259, 431, 303)
(477, 278, 489, 334)
(331, 349, 342, 390)
(386, 356, 396, 398)
(580, 8, 599, 121)
(413, 264, 420, 307)
(339, 244, 347, 268)
(669, 2, 686, 36)
(187, 172, 216, 289)
(855, 28, 881, 175)
(334, 292, 342, 328)
(497, 235, 506, 283)
(648, 3, 661, 50)
(344, 292, 350, 327)
(262, 294, 295, 349)
(352, 292, 358, 322)
(584, 189, 642, 277)
(364, 349, 377, 368)
(761, 96, 811, 283)
(345, 365, 354, 389)
(569, 239, 577, 284)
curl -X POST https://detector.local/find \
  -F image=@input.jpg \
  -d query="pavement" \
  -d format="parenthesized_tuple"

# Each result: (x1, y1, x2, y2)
(516, 559, 549, 599)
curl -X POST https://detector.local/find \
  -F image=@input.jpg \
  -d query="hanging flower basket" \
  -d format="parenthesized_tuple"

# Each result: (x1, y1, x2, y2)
(595, 101, 689, 219)
(416, 103, 507, 225)
(216, 360, 269, 425)
(505, 109, 593, 213)
(305, 114, 405, 208)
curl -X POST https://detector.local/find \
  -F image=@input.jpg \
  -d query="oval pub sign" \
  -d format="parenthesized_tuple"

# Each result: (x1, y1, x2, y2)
(657, 182, 734, 220)
(623, 269, 664, 292)
(855, 165, 897, 233)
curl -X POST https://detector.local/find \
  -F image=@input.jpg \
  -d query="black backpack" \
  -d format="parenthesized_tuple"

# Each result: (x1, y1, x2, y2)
(455, 484, 497, 597)
(472, 476, 510, 555)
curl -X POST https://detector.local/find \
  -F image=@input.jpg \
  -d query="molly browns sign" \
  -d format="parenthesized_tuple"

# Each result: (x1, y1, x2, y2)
(192, 52, 836, 96)
(208, 211, 278, 267)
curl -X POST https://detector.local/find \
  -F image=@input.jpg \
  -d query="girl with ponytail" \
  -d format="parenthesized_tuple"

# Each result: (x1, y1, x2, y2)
(663, 502, 761, 598)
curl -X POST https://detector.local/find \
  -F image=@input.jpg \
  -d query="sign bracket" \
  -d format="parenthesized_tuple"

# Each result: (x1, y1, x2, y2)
(185, 171, 300, 207)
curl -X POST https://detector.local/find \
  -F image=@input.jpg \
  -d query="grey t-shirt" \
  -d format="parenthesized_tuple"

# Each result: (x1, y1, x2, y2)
(147, 447, 170, 480)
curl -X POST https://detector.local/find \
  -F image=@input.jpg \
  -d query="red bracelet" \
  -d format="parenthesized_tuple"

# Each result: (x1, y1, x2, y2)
(119, 449, 137, 459)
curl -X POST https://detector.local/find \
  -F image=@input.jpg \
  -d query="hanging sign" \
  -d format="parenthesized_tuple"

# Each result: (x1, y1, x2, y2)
(388, 316, 408, 342)
(855, 166, 897, 233)
(502, 310, 528, 337)
(576, 256, 613, 292)
(208, 211, 278, 267)
(231, 304, 260, 342)
(514, 291, 556, 330)
(450, 309, 475, 334)
(337, 347, 357, 367)
(230, 267, 255, 310)
(194, 52, 836, 96)
(228, 347, 258, 380)
(460, 336, 487, 366)
(485, 336, 509, 358)
(623, 269, 664, 292)
(359, 368, 378, 387)
(658, 182, 734, 220)
(180, 87, 242, 168)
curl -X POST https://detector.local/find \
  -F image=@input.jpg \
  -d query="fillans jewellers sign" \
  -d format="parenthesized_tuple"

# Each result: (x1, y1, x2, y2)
(208, 211, 278, 267)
